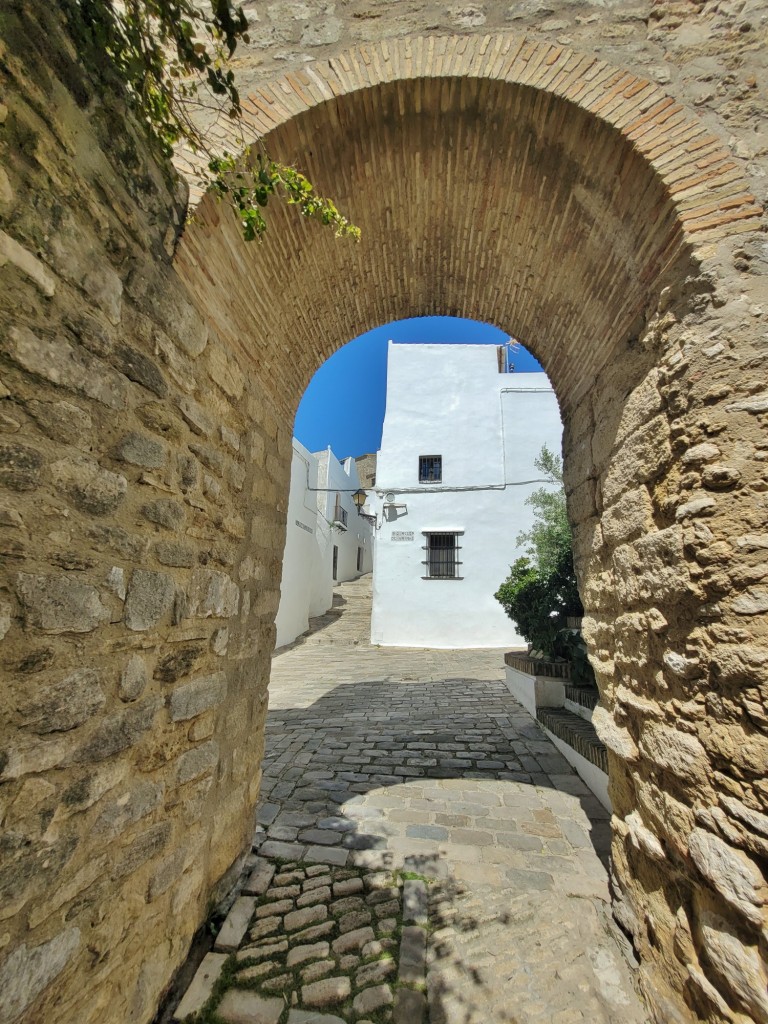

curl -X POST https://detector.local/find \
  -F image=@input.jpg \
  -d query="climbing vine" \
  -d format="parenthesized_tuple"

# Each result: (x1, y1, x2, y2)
(64, 0, 360, 241)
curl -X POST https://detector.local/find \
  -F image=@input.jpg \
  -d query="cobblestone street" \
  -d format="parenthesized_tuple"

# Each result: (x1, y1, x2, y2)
(174, 577, 648, 1024)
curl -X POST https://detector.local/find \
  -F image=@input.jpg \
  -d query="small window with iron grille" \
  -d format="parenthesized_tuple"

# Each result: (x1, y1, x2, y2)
(422, 531, 463, 579)
(419, 455, 442, 483)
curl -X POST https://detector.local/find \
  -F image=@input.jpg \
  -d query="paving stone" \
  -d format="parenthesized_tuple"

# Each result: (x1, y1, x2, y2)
(373, 899, 400, 919)
(261, 840, 307, 860)
(394, 987, 426, 1024)
(299, 829, 344, 846)
(302, 976, 351, 1007)
(275, 870, 306, 885)
(304, 846, 348, 866)
(333, 877, 364, 897)
(301, 959, 336, 983)
(306, 864, 330, 877)
(255, 899, 293, 919)
(403, 880, 428, 925)
(237, 941, 288, 961)
(268, 885, 301, 900)
(355, 957, 396, 987)
(292, 921, 336, 943)
(243, 858, 276, 896)
(287, 1011, 346, 1024)
(338, 909, 372, 933)
(287, 942, 330, 967)
(398, 927, 427, 984)
(353, 983, 394, 1016)
(285, 904, 328, 932)
(174, 952, 227, 1020)
(215, 897, 257, 952)
(237, 962, 279, 982)
(303, 875, 332, 892)
(332, 926, 375, 955)
(261, 973, 293, 993)
(217, 988, 283, 1023)
(249, 918, 281, 941)
(296, 886, 331, 907)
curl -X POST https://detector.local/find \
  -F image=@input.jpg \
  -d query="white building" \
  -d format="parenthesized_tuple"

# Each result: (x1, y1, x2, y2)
(275, 440, 374, 648)
(370, 342, 562, 649)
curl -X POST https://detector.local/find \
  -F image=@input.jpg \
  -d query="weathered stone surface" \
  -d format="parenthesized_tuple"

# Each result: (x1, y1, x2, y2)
(74, 700, 159, 763)
(124, 570, 176, 631)
(119, 654, 148, 702)
(176, 740, 219, 785)
(155, 541, 196, 567)
(286, 941, 330, 967)
(4, 325, 127, 408)
(26, 399, 92, 447)
(188, 568, 239, 618)
(51, 455, 127, 515)
(394, 987, 426, 1024)
(402, 879, 428, 925)
(0, 928, 80, 1022)
(698, 911, 768, 1021)
(142, 499, 185, 530)
(174, 952, 228, 1020)
(169, 672, 226, 722)
(215, 896, 257, 952)
(688, 828, 767, 927)
(352, 983, 393, 1016)
(217, 989, 283, 1024)
(93, 780, 164, 837)
(640, 723, 709, 786)
(398, 927, 427, 984)
(114, 344, 168, 398)
(16, 573, 109, 633)
(17, 668, 105, 734)
(112, 431, 166, 469)
(285, 904, 327, 932)
(302, 976, 351, 1008)
(0, 441, 43, 491)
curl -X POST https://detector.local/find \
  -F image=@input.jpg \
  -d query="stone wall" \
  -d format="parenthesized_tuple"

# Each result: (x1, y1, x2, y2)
(1, 2, 767, 1023)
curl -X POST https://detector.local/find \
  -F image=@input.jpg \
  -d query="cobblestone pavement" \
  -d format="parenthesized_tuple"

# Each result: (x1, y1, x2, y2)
(174, 576, 648, 1024)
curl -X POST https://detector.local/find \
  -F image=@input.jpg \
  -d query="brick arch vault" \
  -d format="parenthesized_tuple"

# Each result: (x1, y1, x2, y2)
(2, 8, 768, 1024)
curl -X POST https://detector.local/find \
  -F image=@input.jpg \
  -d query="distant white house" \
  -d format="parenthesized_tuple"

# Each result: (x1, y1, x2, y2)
(369, 342, 563, 649)
(275, 440, 374, 648)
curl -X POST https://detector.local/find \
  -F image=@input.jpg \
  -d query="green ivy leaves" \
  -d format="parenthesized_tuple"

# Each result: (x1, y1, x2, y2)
(65, 0, 360, 243)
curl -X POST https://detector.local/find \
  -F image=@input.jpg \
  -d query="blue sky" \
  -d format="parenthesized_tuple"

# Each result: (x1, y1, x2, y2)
(294, 316, 544, 458)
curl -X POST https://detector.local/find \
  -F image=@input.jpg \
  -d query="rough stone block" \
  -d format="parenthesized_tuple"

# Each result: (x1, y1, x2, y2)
(174, 737, 219, 785)
(142, 499, 185, 530)
(173, 952, 228, 1020)
(0, 441, 43, 491)
(51, 455, 127, 515)
(188, 567, 239, 618)
(17, 668, 105, 734)
(169, 672, 226, 722)
(16, 573, 109, 633)
(4, 325, 127, 408)
(285, 904, 327, 932)
(0, 928, 81, 1022)
(124, 569, 176, 631)
(287, 941, 330, 967)
(112, 431, 166, 468)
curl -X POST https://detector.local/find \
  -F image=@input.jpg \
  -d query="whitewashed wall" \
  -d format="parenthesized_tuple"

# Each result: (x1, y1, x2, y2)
(276, 443, 374, 648)
(370, 343, 562, 648)
(275, 440, 325, 647)
(315, 449, 374, 584)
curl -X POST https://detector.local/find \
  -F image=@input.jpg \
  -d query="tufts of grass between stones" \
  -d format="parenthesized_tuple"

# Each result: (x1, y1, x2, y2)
(187, 860, 430, 1024)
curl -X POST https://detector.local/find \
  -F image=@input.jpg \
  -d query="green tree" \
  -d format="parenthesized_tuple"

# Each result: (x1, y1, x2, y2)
(494, 445, 583, 659)
(64, 0, 360, 242)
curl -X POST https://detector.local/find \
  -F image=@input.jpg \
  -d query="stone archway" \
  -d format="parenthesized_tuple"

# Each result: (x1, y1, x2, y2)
(1, 6, 767, 1024)
(172, 39, 767, 1021)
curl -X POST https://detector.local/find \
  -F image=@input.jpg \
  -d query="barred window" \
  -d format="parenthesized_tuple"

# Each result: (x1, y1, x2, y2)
(423, 532, 463, 579)
(418, 455, 442, 483)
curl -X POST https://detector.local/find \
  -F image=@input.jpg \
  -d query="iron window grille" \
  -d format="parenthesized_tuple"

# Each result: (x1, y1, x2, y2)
(418, 455, 442, 483)
(422, 531, 463, 579)
(333, 503, 348, 528)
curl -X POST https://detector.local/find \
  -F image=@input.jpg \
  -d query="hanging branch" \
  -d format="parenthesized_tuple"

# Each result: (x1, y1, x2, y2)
(65, 0, 361, 241)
